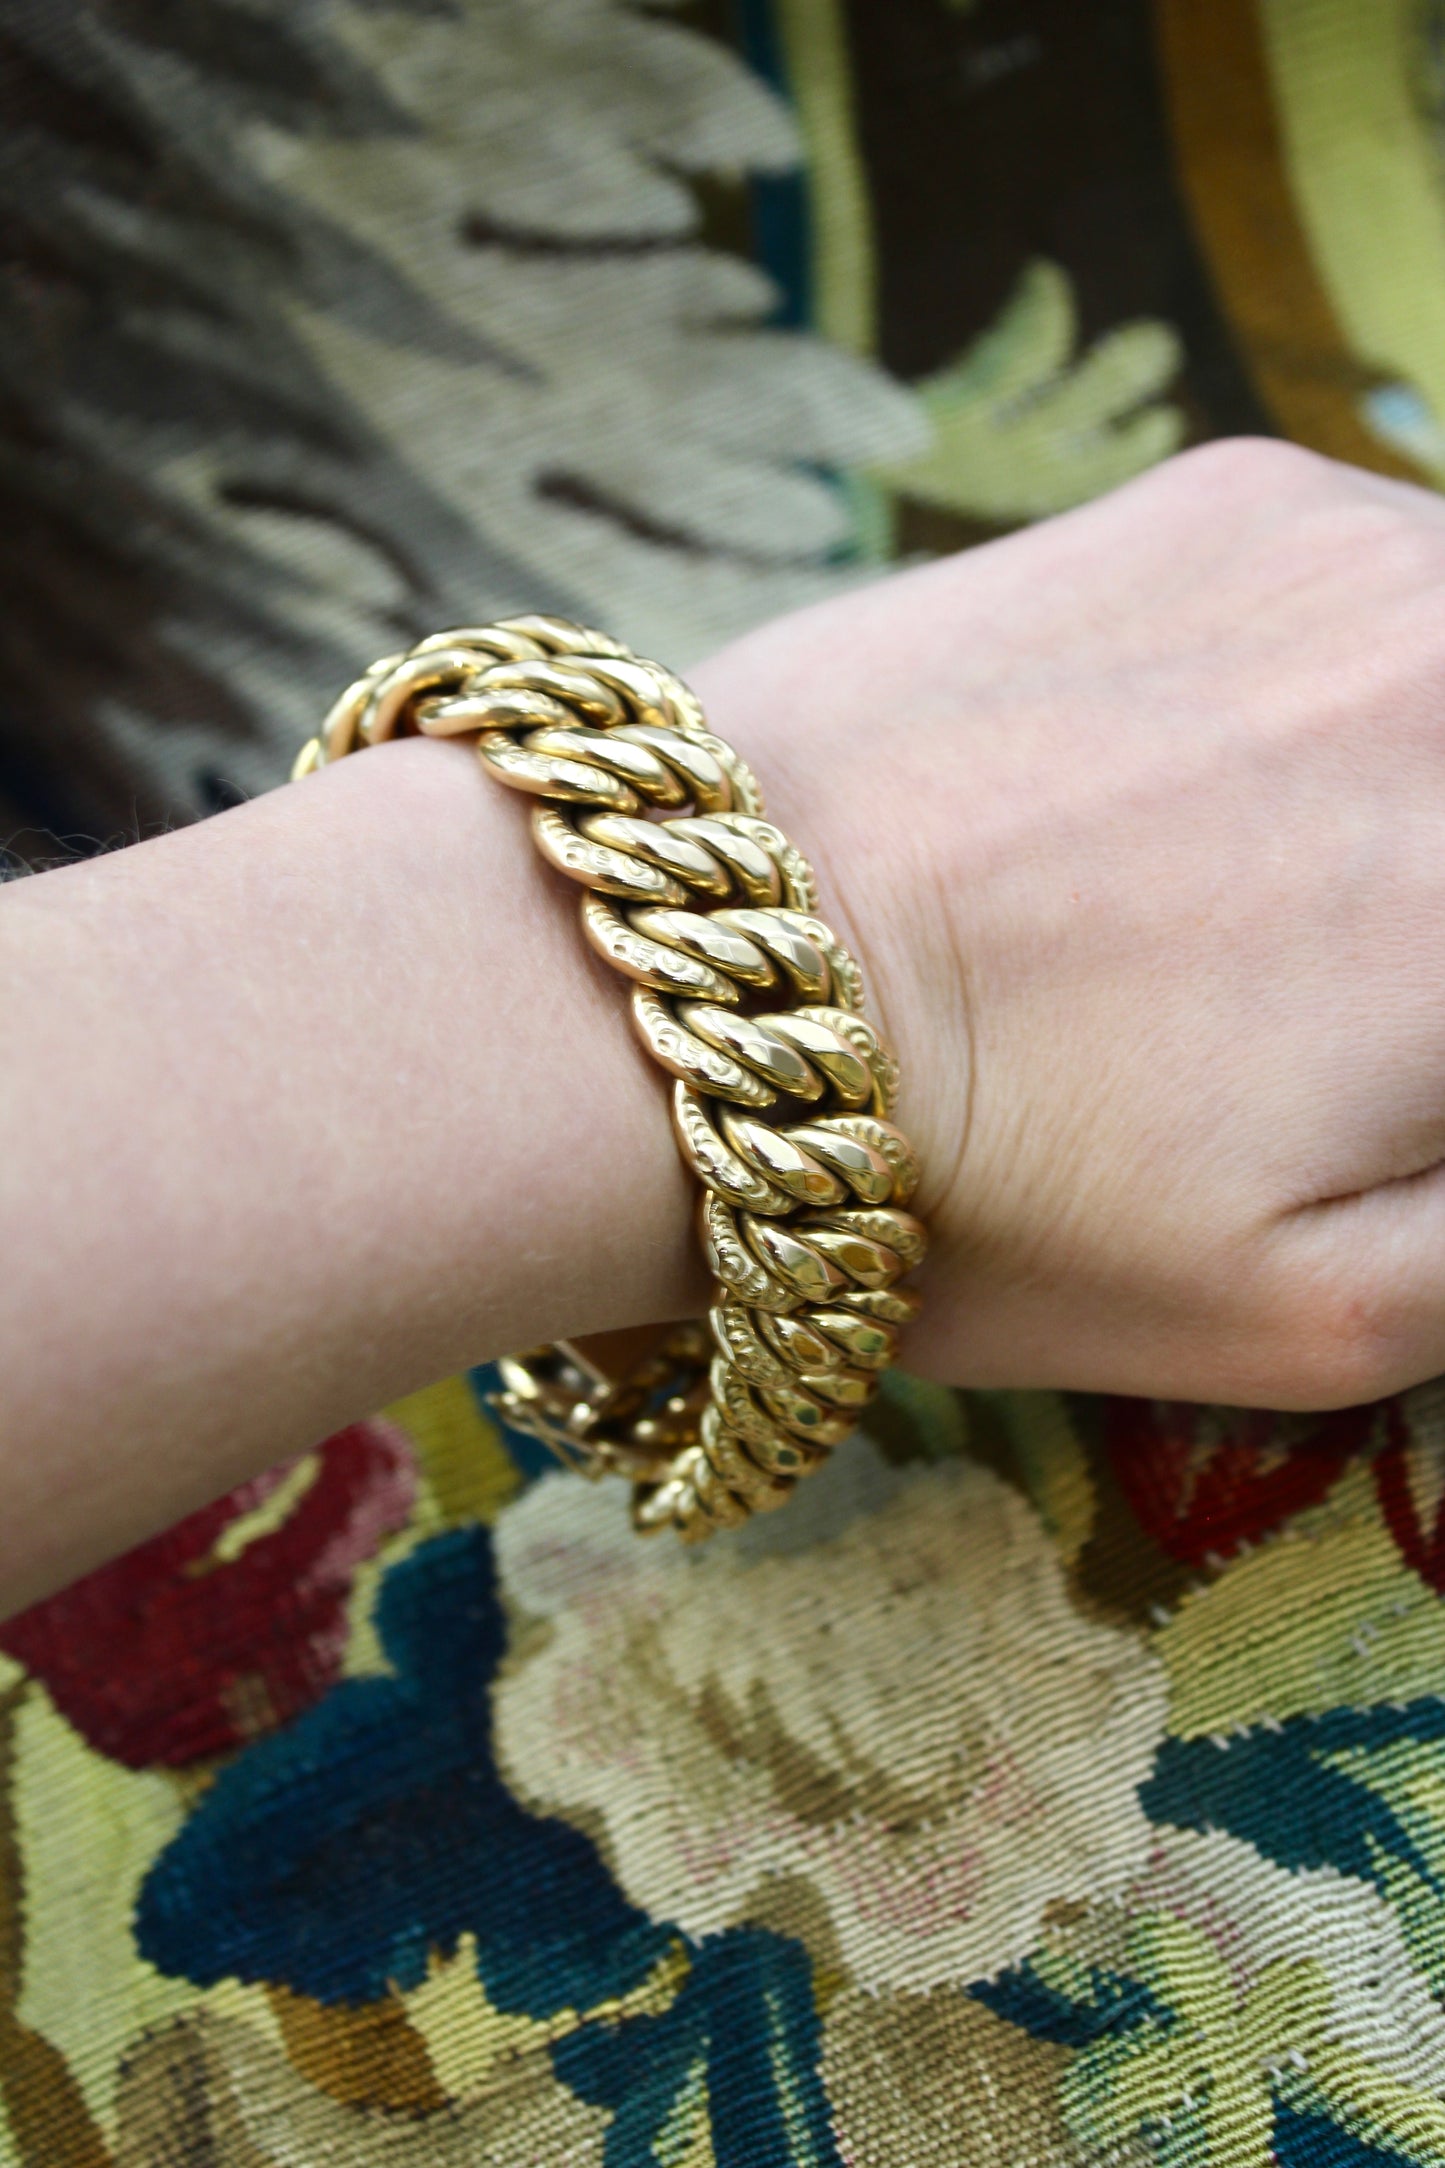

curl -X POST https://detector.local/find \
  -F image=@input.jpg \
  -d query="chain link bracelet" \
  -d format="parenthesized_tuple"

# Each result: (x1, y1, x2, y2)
(295, 616, 927, 1541)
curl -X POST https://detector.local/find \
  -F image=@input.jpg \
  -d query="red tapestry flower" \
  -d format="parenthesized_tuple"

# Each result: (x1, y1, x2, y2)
(0, 1420, 416, 1768)
(1374, 1397, 1445, 1592)
(1104, 1398, 1374, 1567)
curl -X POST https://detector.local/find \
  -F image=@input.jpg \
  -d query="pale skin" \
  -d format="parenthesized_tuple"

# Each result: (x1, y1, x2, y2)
(3, 438, 1445, 1613)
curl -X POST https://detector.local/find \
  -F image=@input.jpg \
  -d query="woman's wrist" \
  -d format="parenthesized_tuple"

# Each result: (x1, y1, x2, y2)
(0, 735, 705, 1609)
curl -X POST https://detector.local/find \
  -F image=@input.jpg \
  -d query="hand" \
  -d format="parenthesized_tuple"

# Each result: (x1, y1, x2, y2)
(693, 440, 1445, 1410)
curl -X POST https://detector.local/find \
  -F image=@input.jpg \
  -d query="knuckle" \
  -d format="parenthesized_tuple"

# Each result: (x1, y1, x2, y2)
(1160, 434, 1335, 506)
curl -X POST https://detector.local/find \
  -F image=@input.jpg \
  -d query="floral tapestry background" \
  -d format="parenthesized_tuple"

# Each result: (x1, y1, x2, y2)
(5, 2, 1445, 2163)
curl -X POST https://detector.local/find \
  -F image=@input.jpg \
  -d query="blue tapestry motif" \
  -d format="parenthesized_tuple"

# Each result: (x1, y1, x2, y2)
(555, 1928, 841, 2168)
(136, 1527, 675, 2012)
(971, 1959, 1162, 2047)
(1143, 1701, 1445, 1900)
(1272, 2103, 1416, 2167)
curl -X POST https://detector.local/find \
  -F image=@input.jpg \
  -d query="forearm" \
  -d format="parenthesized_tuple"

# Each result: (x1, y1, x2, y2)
(0, 736, 705, 1610)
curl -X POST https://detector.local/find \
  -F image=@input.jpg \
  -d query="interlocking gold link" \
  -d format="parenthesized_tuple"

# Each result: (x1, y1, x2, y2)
(293, 618, 927, 1540)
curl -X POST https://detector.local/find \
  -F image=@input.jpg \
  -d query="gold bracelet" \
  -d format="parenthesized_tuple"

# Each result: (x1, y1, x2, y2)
(294, 616, 927, 1541)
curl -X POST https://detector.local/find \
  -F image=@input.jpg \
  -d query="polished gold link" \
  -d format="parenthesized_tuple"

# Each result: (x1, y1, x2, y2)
(629, 909, 778, 992)
(744, 1217, 851, 1304)
(476, 732, 640, 811)
(491, 613, 629, 659)
(416, 685, 577, 738)
(712, 909, 830, 1003)
(473, 658, 629, 727)
(362, 647, 480, 744)
(757, 1375, 856, 1447)
(801, 1306, 901, 1371)
(413, 623, 549, 662)
(795, 1365, 878, 1409)
(797, 1223, 907, 1290)
(692, 731, 765, 817)
(631, 1472, 691, 1534)
(296, 620, 926, 1541)
(672, 1089, 793, 1214)
(580, 811, 734, 897)
(633, 992, 777, 1108)
(758, 1308, 849, 1373)
(709, 1359, 831, 1476)
(531, 808, 689, 905)
(318, 660, 394, 764)
(675, 1487, 724, 1543)
(787, 1117, 919, 1206)
(676, 1006, 826, 1101)
(701, 1194, 800, 1311)
(610, 726, 735, 813)
(576, 655, 681, 731)
(834, 1285, 924, 1326)
(718, 1112, 848, 1207)
(663, 817, 784, 907)
(689, 1446, 752, 1528)
(524, 725, 687, 804)
(582, 898, 737, 1003)
(764, 1011, 874, 1109)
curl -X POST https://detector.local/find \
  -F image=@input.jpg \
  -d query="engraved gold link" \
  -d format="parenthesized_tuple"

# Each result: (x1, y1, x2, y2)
(472, 658, 629, 727)
(629, 908, 778, 991)
(531, 807, 689, 905)
(582, 897, 738, 1003)
(672, 1088, 793, 1215)
(633, 991, 777, 1108)
(758, 1309, 852, 1373)
(692, 732, 765, 817)
(784, 1117, 918, 1206)
(709, 1359, 831, 1475)
(718, 1112, 848, 1207)
(701, 1194, 800, 1312)
(524, 726, 686, 804)
(773, 910, 866, 1012)
(676, 1006, 826, 1101)
(476, 733, 640, 811)
(581, 812, 734, 896)
(709, 1300, 793, 1389)
(294, 617, 926, 1539)
(700, 1406, 796, 1512)
(818, 1205, 930, 1270)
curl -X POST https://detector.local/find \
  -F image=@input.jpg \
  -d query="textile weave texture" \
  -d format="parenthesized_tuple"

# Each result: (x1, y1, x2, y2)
(5, 2, 1445, 2162)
